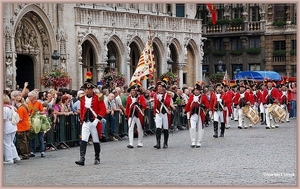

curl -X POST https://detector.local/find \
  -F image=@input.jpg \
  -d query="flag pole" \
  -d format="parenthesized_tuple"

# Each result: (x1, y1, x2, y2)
(148, 23, 157, 85)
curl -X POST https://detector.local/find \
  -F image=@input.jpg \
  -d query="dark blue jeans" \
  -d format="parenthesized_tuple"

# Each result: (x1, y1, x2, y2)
(108, 114, 116, 134)
(290, 100, 297, 117)
(29, 132, 45, 154)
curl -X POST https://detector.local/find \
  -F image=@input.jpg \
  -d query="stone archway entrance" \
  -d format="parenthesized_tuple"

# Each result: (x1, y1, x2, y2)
(16, 55, 35, 90)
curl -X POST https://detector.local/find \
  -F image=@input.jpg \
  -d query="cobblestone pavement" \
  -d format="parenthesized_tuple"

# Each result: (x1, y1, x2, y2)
(3, 118, 297, 187)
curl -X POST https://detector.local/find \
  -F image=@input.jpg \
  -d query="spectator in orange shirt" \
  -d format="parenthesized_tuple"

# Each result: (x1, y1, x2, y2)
(27, 91, 45, 157)
(15, 96, 30, 160)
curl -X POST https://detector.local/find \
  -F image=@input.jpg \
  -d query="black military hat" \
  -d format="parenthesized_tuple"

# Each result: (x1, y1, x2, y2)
(127, 81, 141, 93)
(157, 77, 168, 89)
(82, 71, 97, 89)
(194, 81, 204, 91)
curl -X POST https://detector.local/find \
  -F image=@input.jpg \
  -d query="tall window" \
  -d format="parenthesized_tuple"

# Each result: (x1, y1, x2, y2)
(249, 37, 260, 48)
(273, 41, 286, 50)
(167, 4, 172, 16)
(292, 40, 297, 50)
(274, 4, 287, 22)
(216, 4, 224, 19)
(214, 38, 224, 51)
(250, 4, 260, 21)
(231, 38, 242, 50)
(176, 4, 185, 17)
(195, 4, 209, 24)
(232, 3, 242, 18)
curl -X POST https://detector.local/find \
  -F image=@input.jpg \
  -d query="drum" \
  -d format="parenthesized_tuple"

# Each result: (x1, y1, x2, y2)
(268, 104, 286, 123)
(242, 105, 260, 125)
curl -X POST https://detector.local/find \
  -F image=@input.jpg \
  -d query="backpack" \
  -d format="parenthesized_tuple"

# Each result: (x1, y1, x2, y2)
(11, 106, 20, 125)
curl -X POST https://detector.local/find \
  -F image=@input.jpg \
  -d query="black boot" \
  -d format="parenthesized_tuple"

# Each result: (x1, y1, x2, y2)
(163, 129, 169, 149)
(220, 122, 225, 137)
(75, 141, 87, 166)
(93, 142, 100, 165)
(154, 128, 161, 149)
(213, 121, 218, 138)
(260, 113, 263, 123)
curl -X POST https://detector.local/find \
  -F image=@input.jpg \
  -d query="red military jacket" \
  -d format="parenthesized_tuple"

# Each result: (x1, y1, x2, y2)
(233, 91, 250, 107)
(80, 93, 107, 139)
(256, 89, 266, 105)
(153, 92, 172, 129)
(262, 87, 281, 105)
(210, 91, 228, 114)
(125, 94, 147, 127)
(153, 92, 172, 116)
(278, 90, 289, 105)
(247, 90, 255, 105)
(185, 93, 209, 125)
(224, 90, 234, 115)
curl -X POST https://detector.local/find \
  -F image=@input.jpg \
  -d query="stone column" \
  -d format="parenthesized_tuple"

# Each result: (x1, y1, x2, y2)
(126, 61, 131, 84)
(96, 62, 107, 86)
(177, 63, 185, 89)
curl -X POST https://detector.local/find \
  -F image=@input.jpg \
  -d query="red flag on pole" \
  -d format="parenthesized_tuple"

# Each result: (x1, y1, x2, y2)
(206, 4, 217, 25)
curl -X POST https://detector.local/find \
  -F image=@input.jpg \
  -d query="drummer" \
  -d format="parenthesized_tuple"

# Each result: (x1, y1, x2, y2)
(233, 84, 251, 129)
(262, 80, 281, 129)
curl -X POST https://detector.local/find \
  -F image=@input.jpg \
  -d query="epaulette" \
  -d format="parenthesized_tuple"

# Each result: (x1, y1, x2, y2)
(97, 93, 104, 101)
(167, 91, 174, 98)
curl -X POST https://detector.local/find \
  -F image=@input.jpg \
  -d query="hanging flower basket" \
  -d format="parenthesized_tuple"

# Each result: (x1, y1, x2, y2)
(159, 72, 179, 85)
(100, 71, 125, 88)
(40, 69, 71, 90)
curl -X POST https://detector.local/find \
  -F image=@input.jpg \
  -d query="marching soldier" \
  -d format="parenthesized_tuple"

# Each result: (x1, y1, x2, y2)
(262, 81, 281, 129)
(232, 85, 239, 121)
(223, 84, 234, 129)
(257, 83, 267, 125)
(153, 78, 173, 149)
(210, 83, 228, 138)
(125, 82, 147, 148)
(185, 81, 209, 148)
(233, 84, 251, 129)
(75, 72, 106, 166)
(279, 84, 289, 122)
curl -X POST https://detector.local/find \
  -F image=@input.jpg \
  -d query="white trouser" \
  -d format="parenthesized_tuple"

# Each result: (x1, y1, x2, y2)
(189, 114, 204, 146)
(233, 107, 238, 120)
(265, 105, 275, 128)
(281, 104, 289, 122)
(238, 108, 250, 127)
(259, 103, 265, 113)
(128, 116, 143, 146)
(155, 113, 169, 130)
(81, 121, 99, 143)
(213, 110, 224, 123)
(225, 108, 231, 127)
(3, 131, 19, 162)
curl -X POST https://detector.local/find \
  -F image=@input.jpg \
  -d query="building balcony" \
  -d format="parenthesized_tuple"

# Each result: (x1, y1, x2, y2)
(74, 5, 201, 33)
(202, 21, 265, 37)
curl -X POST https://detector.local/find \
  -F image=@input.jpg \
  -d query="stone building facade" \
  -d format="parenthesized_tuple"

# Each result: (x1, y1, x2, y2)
(3, 3, 205, 90)
(199, 3, 297, 79)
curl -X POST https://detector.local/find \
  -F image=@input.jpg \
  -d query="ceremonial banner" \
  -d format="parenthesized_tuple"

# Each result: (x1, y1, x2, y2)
(130, 24, 155, 84)
(206, 4, 217, 25)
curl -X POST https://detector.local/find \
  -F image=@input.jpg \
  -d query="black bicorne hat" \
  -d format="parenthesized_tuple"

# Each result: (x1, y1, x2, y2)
(82, 71, 97, 89)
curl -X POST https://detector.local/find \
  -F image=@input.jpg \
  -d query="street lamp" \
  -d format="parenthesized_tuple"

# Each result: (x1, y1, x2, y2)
(217, 60, 223, 72)
(51, 50, 60, 70)
(108, 54, 116, 72)
(167, 58, 173, 72)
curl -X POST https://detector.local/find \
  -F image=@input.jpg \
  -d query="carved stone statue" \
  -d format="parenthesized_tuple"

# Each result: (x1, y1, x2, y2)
(6, 59, 13, 87)
(6, 59, 13, 76)
(43, 63, 49, 73)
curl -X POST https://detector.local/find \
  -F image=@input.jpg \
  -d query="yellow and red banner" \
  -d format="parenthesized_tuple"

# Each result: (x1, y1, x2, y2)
(130, 24, 155, 85)
(206, 4, 217, 25)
